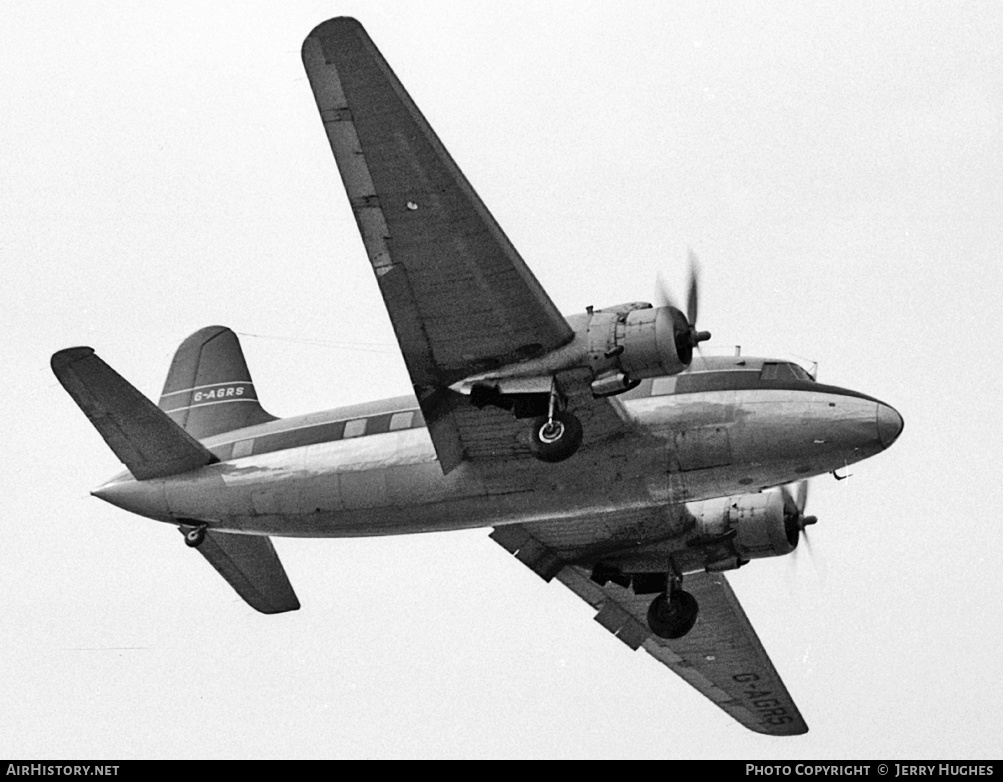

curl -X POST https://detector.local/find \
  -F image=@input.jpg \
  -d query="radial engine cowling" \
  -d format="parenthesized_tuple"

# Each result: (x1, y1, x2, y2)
(587, 304, 695, 390)
(687, 489, 800, 563)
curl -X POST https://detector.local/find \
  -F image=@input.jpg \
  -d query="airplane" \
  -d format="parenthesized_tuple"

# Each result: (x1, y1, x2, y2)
(51, 17, 903, 736)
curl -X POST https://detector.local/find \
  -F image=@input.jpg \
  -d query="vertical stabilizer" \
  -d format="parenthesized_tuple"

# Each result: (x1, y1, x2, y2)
(158, 326, 276, 439)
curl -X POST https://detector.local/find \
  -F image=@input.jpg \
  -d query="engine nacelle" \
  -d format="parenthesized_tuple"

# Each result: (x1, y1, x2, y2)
(687, 489, 800, 566)
(586, 304, 693, 392)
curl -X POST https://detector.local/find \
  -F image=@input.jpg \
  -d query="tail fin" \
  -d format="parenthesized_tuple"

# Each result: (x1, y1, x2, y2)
(158, 326, 276, 439)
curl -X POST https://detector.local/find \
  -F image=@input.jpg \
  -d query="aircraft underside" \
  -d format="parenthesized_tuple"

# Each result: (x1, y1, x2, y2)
(94, 385, 891, 548)
(52, 16, 905, 737)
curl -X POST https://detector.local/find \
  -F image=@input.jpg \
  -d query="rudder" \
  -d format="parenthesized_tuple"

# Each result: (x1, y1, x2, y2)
(159, 326, 276, 439)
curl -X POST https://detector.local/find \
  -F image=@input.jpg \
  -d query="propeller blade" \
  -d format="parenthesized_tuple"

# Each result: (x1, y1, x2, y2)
(780, 484, 797, 517)
(655, 271, 677, 311)
(655, 250, 710, 366)
(781, 481, 817, 551)
(687, 248, 700, 326)
(785, 480, 827, 587)
(795, 480, 809, 514)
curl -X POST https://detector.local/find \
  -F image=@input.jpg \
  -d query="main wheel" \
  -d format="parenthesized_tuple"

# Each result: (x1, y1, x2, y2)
(529, 410, 583, 463)
(647, 590, 699, 639)
(183, 526, 206, 548)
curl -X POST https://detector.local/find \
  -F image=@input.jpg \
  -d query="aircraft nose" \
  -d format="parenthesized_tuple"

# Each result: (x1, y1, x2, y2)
(876, 403, 904, 449)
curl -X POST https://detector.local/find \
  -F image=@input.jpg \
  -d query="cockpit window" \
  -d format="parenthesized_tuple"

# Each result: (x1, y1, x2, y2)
(760, 362, 782, 380)
(760, 362, 812, 381)
(788, 363, 813, 381)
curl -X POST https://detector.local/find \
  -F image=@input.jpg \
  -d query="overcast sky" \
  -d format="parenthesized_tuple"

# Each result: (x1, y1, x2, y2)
(3, 0, 1001, 759)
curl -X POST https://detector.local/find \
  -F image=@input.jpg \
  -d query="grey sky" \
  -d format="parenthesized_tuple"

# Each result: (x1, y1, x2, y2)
(2, 0, 1001, 759)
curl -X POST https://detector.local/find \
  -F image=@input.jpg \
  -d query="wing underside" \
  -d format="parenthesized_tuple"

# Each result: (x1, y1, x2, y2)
(302, 18, 580, 471)
(490, 521, 808, 736)
(302, 17, 573, 391)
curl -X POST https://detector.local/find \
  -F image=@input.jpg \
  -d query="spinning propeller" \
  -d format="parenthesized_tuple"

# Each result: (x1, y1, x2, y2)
(656, 249, 712, 365)
(781, 480, 818, 551)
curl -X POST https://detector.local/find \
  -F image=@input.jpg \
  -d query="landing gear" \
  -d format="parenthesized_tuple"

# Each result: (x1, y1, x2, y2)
(647, 589, 699, 639)
(528, 380, 582, 463)
(182, 524, 207, 548)
(529, 410, 583, 462)
(647, 563, 699, 639)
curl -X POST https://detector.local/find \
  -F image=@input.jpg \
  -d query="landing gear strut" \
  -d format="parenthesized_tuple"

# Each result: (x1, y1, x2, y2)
(646, 568, 699, 639)
(181, 524, 207, 548)
(528, 379, 582, 463)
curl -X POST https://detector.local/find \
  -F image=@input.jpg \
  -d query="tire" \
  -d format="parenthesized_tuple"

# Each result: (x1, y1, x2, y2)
(647, 590, 699, 639)
(184, 527, 206, 548)
(529, 411, 583, 463)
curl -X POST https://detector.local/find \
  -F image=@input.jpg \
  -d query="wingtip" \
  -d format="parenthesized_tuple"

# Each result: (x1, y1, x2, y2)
(750, 720, 809, 737)
(257, 598, 301, 615)
(51, 346, 95, 372)
(306, 16, 363, 42)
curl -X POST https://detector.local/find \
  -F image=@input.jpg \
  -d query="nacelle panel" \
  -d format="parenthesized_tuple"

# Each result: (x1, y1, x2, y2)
(688, 489, 797, 563)
(587, 305, 690, 388)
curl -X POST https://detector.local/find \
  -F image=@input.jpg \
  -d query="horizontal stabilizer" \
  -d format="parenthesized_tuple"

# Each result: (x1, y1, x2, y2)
(52, 347, 218, 480)
(186, 529, 300, 614)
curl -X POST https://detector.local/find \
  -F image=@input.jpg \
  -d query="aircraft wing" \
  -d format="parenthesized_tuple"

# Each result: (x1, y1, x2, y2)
(184, 530, 300, 615)
(302, 18, 576, 469)
(490, 523, 809, 736)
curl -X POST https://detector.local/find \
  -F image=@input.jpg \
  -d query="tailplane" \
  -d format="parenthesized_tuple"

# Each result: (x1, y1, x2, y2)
(52, 347, 218, 480)
(158, 326, 276, 439)
(53, 335, 300, 615)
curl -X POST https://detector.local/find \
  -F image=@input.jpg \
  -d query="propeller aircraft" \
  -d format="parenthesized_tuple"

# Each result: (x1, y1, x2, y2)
(52, 17, 903, 736)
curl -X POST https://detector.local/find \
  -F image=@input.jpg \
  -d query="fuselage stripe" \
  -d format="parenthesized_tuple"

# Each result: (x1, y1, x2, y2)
(199, 374, 879, 462)
(163, 398, 264, 414)
(625, 372, 880, 404)
(210, 409, 418, 443)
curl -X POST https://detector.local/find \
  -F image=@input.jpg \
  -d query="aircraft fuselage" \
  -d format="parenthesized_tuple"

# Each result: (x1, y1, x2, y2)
(93, 359, 902, 552)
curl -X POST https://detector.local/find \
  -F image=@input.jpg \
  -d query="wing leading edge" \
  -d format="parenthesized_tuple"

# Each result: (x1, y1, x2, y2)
(302, 18, 575, 470)
(491, 523, 809, 736)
